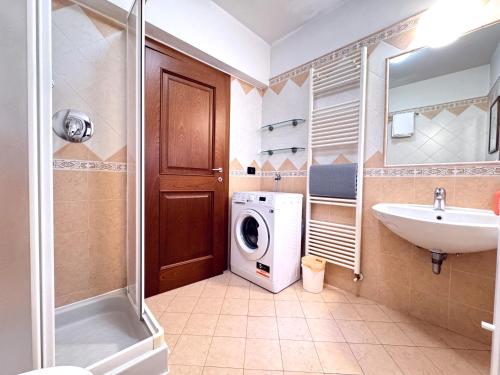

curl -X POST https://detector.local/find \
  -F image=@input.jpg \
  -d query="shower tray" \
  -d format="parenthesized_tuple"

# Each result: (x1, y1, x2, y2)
(55, 289, 167, 374)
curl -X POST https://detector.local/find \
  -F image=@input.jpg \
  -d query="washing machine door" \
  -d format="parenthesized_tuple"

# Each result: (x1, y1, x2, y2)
(234, 208, 270, 260)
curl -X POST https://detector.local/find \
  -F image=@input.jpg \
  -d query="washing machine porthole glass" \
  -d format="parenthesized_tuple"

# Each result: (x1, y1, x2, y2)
(241, 216, 259, 249)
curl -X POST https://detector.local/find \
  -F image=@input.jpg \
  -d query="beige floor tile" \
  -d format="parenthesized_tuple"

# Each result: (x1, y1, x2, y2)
(145, 293, 175, 316)
(229, 274, 251, 286)
(350, 343, 403, 375)
(283, 372, 321, 375)
(378, 305, 416, 323)
(182, 314, 219, 336)
(366, 322, 414, 346)
(280, 340, 322, 372)
(250, 284, 274, 300)
(321, 287, 348, 303)
(244, 338, 283, 371)
(396, 322, 448, 348)
(221, 298, 249, 315)
(315, 342, 362, 374)
(327, 303, 362, 320)
(420, 347, 482, 375)
(245, 371, 283, 375)
(435, 327, 490, 350)
(247, 316, 279, 339)
(203, 367, 243, 375)
(193, 298, 223, 315)
(165, 334, 180, 351)
(167, 296, 199, 313)
(177, 281, 206, 297)
(354, 304, 391, 322)
(201, 285, 227, 299)
(160, 312, 190, 334)
(277, 317, 312, 341)
(344, 292, 377, 305)
(214, 315, 247, 337)
(384, 345, 442, 375)
(300, 301, 332, 319)
(226, 285, 250, 299)
(169, 335, 212, 366)
(206, 273, 231, 286)
(275, 300, 304, 318)
(296, 290, 324, 302)
(205, 337, 246, 368)
(168, 365, 203, 375)
(249, 299, 276, 317)
(307, 318, 345, 342)
(273, 287, 298, 301)
(337, 320, 379, 344)
(456, 349, 491, 375)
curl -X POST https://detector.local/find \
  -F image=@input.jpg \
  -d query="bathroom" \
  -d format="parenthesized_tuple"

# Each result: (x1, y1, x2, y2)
(1, 0, 500, 374)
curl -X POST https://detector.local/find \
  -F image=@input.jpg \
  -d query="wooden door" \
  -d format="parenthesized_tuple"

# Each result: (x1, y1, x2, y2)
(145, 40, 230, 297)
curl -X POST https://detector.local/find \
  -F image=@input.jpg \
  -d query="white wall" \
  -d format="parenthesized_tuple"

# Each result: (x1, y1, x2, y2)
(145, 0, 270, 87)
(491, 41, 500, 88)
(229, 80, 263, 167)
(270, 0, 434, 77)
(388, 65, 491, 112)
(0, 0, 35, 372)
(261, 78, 310, 169)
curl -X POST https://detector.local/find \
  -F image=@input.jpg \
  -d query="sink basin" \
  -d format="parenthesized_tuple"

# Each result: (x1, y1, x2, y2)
(372, 203, 498, 254)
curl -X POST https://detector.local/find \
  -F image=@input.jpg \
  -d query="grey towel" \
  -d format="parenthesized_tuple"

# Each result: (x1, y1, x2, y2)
(309, 163, 357, 199)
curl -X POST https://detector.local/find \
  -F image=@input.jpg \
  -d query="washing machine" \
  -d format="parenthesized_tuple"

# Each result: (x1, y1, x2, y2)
(230, 191, 303, 293)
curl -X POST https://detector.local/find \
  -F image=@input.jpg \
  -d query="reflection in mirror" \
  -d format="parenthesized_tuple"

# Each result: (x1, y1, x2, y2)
(385, 22, 500, 166)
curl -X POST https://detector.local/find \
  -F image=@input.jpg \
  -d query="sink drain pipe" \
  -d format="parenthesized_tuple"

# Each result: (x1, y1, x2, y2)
(431, 252, 447, 274)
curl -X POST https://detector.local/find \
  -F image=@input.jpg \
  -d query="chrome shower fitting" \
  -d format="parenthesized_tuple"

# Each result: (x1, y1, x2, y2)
(52, 109, 94, 143)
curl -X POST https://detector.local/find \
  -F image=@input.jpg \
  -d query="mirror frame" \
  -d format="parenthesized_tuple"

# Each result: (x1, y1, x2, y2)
(383, 20, 500, 167)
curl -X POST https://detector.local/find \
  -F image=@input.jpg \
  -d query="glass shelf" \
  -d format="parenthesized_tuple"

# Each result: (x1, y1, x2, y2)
(261, 118, 305, 131)
(259, 147, 306, 156)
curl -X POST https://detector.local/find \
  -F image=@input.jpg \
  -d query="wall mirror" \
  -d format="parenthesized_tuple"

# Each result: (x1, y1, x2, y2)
(385, 21, 500, 166)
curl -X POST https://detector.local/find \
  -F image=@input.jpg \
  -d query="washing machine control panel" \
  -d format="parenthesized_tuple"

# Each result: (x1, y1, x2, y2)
(232, 192, 274, 207)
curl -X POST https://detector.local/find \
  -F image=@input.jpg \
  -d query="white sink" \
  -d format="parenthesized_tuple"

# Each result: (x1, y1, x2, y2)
(372, 203, 498, 254)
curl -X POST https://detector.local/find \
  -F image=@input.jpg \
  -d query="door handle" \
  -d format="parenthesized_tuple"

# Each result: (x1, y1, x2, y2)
(481, 321, 495, 332)
(212, 167, 223, 173)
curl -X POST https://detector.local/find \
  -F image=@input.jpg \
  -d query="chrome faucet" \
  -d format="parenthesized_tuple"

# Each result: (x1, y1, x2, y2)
(433, 187, 446, 211)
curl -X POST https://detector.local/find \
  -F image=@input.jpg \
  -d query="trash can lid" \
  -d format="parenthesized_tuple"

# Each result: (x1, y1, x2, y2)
(302, 255, 326, 271)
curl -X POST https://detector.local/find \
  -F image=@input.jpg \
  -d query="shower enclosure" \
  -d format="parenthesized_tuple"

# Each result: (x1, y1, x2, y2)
(0, 0, 167, 373)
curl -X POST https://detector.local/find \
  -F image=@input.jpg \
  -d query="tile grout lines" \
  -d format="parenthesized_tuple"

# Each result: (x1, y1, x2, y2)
(148, 271, 490, 374)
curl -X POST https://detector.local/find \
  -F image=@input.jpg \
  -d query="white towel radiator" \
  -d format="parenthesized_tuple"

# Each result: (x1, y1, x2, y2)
(305, 47, 368, 281)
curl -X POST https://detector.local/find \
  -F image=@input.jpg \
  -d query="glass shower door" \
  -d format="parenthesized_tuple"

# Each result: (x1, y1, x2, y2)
(127, 0, 145, 317)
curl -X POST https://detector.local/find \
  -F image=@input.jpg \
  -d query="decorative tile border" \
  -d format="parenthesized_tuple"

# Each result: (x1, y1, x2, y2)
(269, 13, 421, 86)
(53, 159, 127, 172)
(230, 170, 307, 177)
(232, 166, 500, 178)
(389, 96, 489, 117)
(364, 166, 500, 177)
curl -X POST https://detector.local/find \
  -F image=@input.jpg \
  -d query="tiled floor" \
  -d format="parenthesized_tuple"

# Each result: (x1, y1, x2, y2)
(146, 271, 491, 375)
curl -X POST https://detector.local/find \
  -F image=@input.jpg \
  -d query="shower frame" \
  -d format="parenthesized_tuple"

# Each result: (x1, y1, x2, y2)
(28, 0, 167, 372)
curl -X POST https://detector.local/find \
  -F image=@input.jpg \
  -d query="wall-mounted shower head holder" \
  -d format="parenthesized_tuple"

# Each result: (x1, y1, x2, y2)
(52, 109, 94, 143)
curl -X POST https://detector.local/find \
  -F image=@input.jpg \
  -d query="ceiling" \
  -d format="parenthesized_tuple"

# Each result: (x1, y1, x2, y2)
(389, 22, 500, 88)
(212, 0, 349, 44)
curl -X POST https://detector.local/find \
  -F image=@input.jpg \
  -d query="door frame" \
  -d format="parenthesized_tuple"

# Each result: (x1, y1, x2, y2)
(144, 37, 230, 297)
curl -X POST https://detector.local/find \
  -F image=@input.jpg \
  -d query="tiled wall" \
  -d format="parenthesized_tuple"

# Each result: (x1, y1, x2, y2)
(387, 100, 490, 165)
(52, 0, 127, 307)
(54, 145, 127, 307)
(229, 72, 309, 208)
(262, 12, 500, 344)
(323, 174, 498, 344)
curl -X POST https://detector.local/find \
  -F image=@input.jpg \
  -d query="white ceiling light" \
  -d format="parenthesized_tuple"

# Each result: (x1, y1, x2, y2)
(415, 0, 486, 48)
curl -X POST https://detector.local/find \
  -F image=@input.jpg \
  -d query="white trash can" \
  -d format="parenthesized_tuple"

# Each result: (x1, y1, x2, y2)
(301, 255, 326, 293)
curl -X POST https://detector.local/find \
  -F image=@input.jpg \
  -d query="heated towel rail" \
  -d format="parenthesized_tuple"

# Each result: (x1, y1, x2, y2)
(305, 47, 368, 281)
